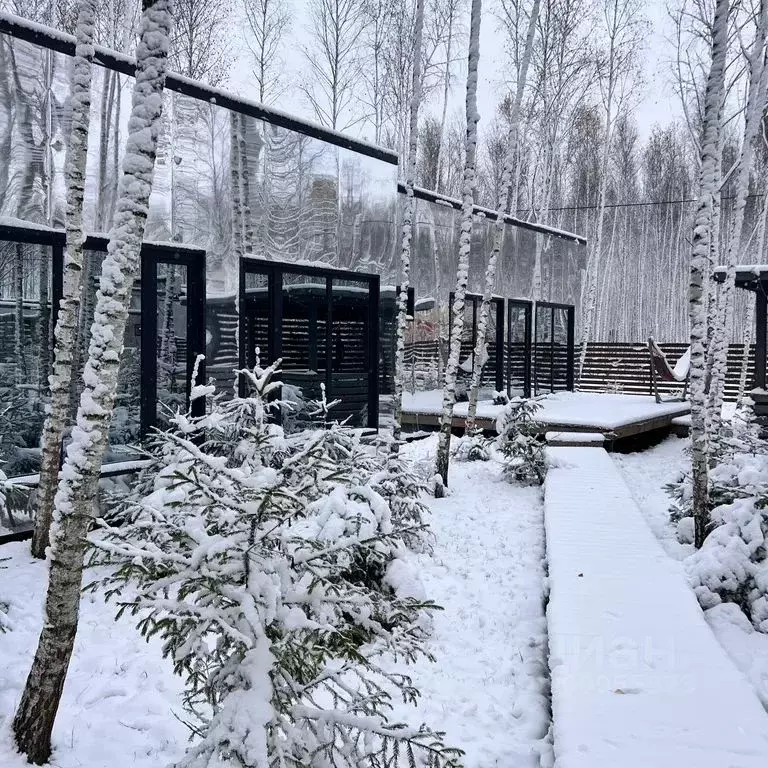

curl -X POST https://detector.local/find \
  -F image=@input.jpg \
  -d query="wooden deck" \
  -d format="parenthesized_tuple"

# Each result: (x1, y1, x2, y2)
(401, 391, 691, 442)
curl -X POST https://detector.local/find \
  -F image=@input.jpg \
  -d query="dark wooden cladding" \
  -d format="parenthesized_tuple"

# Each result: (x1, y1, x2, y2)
(578, 342, 755, 401)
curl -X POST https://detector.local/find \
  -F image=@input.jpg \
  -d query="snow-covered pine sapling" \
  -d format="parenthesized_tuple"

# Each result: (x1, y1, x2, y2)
(88, 361, 461, 768)
(496, 397, 546, 485)
(452, 428, 492, 463)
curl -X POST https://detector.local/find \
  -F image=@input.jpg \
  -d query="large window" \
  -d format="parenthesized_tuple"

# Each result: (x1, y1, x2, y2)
(239, 258, 380, 430)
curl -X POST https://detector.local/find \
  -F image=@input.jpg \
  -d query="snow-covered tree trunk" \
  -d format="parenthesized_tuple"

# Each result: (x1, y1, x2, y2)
(31, 0, 98, 561)
(230, 113, 244, 264)
(13, 3, 174, 762)
(706, 1, 767, 440)
(392, 0, 426, 445)
(435, 0, 482, 490)
(239, 114, 254, 256)
(688, 0, 729, 550)
(466, 0, 540, 429)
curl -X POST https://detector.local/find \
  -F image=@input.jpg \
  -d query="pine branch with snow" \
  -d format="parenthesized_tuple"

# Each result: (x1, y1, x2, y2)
(496, 397, 546, 485)
(87, 363, 460, 768)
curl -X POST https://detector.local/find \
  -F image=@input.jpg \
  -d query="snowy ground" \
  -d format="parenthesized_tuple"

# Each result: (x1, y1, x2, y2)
(546, 445, 768, 767)
(613, 436, 768, 710)
(0, 437, 551, 767)
(393, 437, 551, 767)
(0, 542, 189, 768)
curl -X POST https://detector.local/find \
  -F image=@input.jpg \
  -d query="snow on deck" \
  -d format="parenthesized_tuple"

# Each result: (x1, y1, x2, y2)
(544, 447, 768, 768)
(402, 390, 690, 434)
(536, 392, 689, 430)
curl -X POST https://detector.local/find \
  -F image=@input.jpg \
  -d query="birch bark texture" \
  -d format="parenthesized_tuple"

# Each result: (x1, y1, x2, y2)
(577, 0, 642, 382)
(393, 0, 426, 443)
(31, 0, 98, 560)
(435, 0, 482, 489)
(12, 2, 174, 763)
(688, 0, 729, 549)
(706, 0, 768, 439)
(465, 0, 540, 429)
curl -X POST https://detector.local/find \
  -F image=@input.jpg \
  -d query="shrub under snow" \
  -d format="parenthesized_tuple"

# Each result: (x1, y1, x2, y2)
(495, 397, 546, 485)
(87, 362, 461, 768)
(675, 409, 768, 631)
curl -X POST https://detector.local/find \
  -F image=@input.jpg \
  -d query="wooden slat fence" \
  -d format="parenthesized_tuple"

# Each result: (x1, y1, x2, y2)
(578, 342, 755, 401)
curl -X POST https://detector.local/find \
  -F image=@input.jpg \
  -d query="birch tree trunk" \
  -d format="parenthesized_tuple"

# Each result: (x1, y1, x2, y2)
(706, 1, 767, 440)
(13, 3, 174, 762)
(392, 0, 426, 444)
(31, 0, 98, 561)
(688, 0, 729, 550)
(466, 0, 540, 429)
(435, 0, 482, 490)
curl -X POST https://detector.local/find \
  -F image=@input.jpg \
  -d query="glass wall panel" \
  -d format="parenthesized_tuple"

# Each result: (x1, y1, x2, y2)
(156, 262, 189, 429)
(0, 240, 54, 476)
(330, 277, 371, 426)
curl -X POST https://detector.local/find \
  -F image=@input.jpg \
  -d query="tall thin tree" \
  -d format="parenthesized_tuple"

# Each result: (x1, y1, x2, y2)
(13, 2, 174, 762)
(434, 0, 482, 490)
(706, 0, 768, 439)
(31, 0, 98, 559)
(466, 0, 540, 428)
(393, 0, 426, 443)
(688, 0, 729, 549)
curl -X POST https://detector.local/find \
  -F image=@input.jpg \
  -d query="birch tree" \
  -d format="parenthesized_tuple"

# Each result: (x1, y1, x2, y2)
(13, 2, 174, 761)
(707, 0, 768, 438)
(31, 0, 98, 560)
(465, 0, 540, 429)
(243, 0, 291, 104)
(435, 0, 482, 490)
(300, 0, 366, 130)
(393, 0, 426, 443)
(577, 0, 644, 381)
(688, 0, 729, 549)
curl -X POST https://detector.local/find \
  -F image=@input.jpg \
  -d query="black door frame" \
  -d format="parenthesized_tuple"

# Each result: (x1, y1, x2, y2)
(139, 244, 207, 435)
(534, 301, 575, 394)
(506, 299, 532, 399)
(447, 292, 505, 392)
(239, 257, 380, 428)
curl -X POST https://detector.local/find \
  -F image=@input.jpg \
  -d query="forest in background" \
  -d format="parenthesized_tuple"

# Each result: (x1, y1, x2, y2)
(0, 0, 765, 342)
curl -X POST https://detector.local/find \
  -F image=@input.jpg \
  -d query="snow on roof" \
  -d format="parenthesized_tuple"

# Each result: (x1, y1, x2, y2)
(399, 184, 587, 244)
(713, 264, 768, 282)
(0, 216, 63, 233)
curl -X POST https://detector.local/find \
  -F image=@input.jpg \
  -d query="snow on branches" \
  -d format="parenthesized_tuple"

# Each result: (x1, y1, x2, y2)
(496, 397, 546, 486)
(87, 361, 460, 768)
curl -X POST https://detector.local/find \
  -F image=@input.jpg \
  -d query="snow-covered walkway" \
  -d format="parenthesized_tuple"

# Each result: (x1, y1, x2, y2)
(544, 447, 768, 768)
(390, 442, 552, 766)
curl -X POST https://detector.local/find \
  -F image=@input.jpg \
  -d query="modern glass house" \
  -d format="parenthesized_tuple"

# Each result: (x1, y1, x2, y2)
(0, 12, 586, 489)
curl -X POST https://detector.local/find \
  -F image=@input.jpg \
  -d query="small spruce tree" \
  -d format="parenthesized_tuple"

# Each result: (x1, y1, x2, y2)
(87, 362, 461, 768)
(496, 397, 546, 485)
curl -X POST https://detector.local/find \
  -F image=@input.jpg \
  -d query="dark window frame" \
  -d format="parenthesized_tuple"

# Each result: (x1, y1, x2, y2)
(447, 292, 506, 392)
(533, 301, 575, 394)
(506, 299, 533, 399)
(239, 257, 380, 428)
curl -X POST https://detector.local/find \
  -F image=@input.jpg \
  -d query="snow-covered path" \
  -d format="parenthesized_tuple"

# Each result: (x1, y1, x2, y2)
(392, 442, 552, 767)
(545, 446, 768, 768)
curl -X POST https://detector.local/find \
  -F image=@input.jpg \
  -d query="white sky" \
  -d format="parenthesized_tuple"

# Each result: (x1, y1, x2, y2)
(229, 0, 682, 148)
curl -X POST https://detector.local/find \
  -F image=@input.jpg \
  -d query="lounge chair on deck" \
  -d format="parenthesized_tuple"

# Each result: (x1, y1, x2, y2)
(648, 336, 691, 404)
